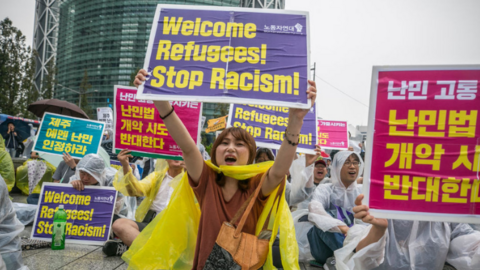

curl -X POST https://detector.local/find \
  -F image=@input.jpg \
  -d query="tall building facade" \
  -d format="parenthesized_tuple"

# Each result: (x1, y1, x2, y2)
(32, 0, 60, 97)
(54, 0, 247, 113)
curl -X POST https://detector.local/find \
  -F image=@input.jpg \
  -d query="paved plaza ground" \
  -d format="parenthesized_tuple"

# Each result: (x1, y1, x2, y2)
(12, 193, 320, 270)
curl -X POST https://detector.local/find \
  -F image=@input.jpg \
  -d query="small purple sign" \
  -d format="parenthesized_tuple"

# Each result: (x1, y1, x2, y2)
(31, 183, 117, 245)
(138, 5, 311, 109)
(228, 103, 317, 154)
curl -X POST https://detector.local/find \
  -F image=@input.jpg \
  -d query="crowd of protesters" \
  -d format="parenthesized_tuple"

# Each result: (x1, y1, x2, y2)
(1, 70, 479, 270)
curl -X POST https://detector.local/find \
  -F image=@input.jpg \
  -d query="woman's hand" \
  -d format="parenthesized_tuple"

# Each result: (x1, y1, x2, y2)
(117, 149, 133, 175)
(134, 69, 148, 88)
(289, 80, 317, 120)
(305, 145, 321, 167)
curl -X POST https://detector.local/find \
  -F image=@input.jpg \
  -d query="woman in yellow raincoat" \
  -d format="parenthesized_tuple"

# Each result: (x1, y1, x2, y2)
(102, 157, 185, 256)
(125, 70, 317, 270)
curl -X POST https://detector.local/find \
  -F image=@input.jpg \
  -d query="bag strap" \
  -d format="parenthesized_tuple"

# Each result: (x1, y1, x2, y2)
(230, 172, 269, 238)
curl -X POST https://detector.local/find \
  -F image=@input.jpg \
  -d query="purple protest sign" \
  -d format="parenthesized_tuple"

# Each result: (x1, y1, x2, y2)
(228, 103, 317, 154)
(137, 5, 311, 109)
(31, 183, 117, 245)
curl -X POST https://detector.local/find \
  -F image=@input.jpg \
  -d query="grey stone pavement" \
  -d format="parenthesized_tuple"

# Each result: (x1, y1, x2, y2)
(12, 193, 320, 270)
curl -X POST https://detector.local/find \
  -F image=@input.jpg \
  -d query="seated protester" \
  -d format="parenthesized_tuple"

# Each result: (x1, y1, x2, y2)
(0, 175, 28, 270)
(294, 156, 331, 210)
(288, 145, 325, 207)
(255, 147, 275, 163)
(102, 149, 185, 256)
(69, 154, 111, 190)
(325, 157, 332, 178)
(53, 152, 80, 184)
(305, 151, 363, 267)
(335, 195, 480, 270)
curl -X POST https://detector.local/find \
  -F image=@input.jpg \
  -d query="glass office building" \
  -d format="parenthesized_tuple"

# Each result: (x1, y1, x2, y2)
(55, 0, 244, 111)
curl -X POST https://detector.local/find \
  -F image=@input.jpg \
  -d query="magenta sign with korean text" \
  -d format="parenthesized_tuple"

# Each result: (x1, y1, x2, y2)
(364, 65, 480, 223)
(317, 120, 348, 150)
(113, 86, 202, 160)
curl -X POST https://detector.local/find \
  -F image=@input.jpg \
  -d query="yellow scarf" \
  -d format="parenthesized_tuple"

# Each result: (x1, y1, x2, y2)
(122, 160, 299, 270)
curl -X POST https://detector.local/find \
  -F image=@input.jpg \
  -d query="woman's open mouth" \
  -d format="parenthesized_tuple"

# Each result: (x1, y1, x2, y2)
(224, 155, 237, 165)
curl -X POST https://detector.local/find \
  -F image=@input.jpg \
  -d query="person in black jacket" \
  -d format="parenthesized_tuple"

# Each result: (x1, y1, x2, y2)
(2, 123, 21, 158)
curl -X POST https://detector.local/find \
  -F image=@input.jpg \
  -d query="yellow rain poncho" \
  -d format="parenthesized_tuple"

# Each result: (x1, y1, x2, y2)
(0, 150, 15, 192)
(16, 159, 56, 195)
(122, 160, 299, 270)
(112, 159, 185, 222)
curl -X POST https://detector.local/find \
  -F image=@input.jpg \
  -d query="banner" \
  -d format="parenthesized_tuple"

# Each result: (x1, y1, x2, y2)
(228, 103, 317, 154)
(364, 65, 480, 224)
(113, 86, 202, 160)
(137, 5, 310, 109)
(206, 115, 227, 133)
(97, 107, 113, 130)
(33, 113, 105, 159)
(317, 120, 348, 150)
(31, 183, 117, 245)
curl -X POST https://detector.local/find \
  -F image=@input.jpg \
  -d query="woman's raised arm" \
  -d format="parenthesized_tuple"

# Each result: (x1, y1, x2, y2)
(262, 80, 317, 196)
(135, 69, 204, 182)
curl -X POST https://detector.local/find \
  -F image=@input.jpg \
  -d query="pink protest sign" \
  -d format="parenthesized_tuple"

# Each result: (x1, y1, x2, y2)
(317, 120, 348, 150)
(364, 66, 480, 223)
(113, 86, 202, 160)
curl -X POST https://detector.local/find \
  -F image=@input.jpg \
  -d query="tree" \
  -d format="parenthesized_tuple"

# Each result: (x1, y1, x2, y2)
(79, 69, 93, 118)
(42, 60, 57, 99)
(18, 50, 39, 119)
(213, 103, 229, 118)
(0, 18, 31, 116)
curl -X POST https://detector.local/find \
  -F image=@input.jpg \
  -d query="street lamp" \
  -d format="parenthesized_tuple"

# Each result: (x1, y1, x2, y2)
(56, 83, 98, 107)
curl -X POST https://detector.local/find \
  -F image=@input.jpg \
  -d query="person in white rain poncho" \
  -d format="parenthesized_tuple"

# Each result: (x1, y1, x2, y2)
(293, 151, 364, 264)
(68, 154, 136, 219)
(334, 194, 480, 270)
(0, 175, 28, 270)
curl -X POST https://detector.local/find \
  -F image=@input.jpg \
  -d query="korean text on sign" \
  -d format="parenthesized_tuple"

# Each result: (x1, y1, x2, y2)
(33, 113, 105, 159)
(114, 86, 202, 159)
(364, 66, 480, 223)
(317, 120, 348, 150)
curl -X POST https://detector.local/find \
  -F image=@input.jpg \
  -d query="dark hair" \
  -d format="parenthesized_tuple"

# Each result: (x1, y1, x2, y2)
(255, 148, 275, 163)
(348, 153, 360, 162)
(210, 127, 256, 192)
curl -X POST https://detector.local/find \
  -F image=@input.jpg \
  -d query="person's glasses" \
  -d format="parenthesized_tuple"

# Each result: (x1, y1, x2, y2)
(344, 161, 360, 167)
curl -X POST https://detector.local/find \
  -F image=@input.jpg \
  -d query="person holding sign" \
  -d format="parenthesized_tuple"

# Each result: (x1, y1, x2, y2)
(305, 151, 363, 267)
(333, 195, 480, 270)
(102, 150, 185, 257)
(126, 69, 316, 269)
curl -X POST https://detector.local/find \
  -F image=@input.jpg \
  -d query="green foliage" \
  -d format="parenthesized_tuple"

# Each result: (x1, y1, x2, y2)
(0, 18, 34, 116)
(18, 51, 39, 119)
(205, 143, 213, 156)
(42, 60, 57, 100)
(79, 69, 94, 118)
(213, 103, 229, 118)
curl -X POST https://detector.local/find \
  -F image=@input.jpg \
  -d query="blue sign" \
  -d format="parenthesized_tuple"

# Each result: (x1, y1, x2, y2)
(33, 113, 105, 159)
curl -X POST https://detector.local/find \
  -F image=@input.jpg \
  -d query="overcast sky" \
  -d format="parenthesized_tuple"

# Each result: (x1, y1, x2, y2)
(2, 0, 480, 128)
